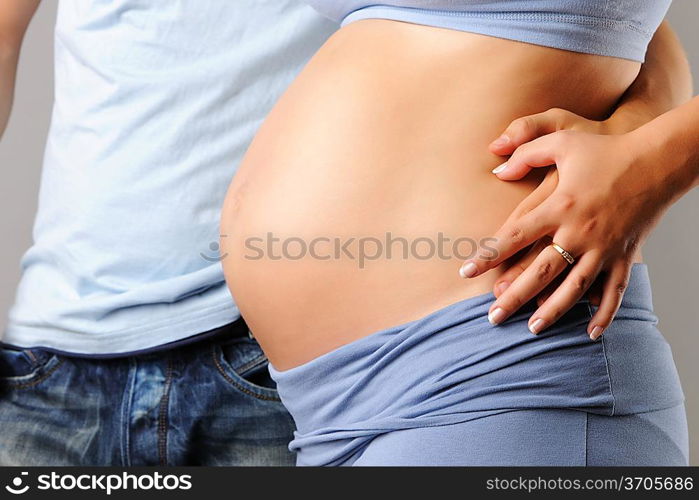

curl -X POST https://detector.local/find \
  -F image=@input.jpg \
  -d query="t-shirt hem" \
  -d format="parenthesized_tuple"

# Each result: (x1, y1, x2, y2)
(2, 300, 241, 356)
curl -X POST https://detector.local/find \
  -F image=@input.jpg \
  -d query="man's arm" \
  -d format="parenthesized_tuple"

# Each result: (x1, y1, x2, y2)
(606, 20, 693, 133)
(488, 21, 693, 150)
(0, 0, 41, 140)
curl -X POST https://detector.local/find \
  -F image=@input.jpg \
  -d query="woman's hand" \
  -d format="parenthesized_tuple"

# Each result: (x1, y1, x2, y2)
(487, 107, 640, 151)
(459, 117, 676, 340)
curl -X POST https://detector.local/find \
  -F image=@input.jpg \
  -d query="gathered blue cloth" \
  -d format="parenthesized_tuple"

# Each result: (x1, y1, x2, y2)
(305, 0, 672, 62)
(269, 264, 684, 466)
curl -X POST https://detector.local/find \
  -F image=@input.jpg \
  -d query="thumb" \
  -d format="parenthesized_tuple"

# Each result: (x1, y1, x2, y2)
(492, 130, 570, 180)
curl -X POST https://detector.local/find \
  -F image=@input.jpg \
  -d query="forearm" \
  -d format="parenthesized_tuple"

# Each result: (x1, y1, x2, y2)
(0, 0, 41, 140)
(0, 42, 20, 139)
(631, 96, 699, 203)
(606, 21, 693, 133)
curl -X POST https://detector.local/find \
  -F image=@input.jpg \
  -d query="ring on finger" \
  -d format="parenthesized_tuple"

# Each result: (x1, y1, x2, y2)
(551, 242, 575, 265)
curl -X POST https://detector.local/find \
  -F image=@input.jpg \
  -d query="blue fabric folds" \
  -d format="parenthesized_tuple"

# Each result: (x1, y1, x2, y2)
(270, 264, 684, 466)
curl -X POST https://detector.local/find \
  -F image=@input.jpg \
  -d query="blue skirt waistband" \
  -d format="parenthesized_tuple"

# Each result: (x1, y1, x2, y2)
(269, 263, 684, 466)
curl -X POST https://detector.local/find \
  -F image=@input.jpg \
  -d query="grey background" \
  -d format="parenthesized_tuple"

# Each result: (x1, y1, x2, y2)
(1, 1, 698, 463)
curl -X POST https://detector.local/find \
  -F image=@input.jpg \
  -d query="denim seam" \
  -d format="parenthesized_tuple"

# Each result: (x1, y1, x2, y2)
(24, 349, 38, 364)
(211, 348, 281, 402)
(235, 354, 268, 376)
(4, 357, 64, 389)
(120, 359, 137, 467)
(587, 301, 616, 416)
(157, 357, 175, 466)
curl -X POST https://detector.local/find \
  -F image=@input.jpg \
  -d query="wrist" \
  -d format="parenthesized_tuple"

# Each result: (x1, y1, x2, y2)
(628, 120, 698, 201)
(601, 105, 657, 135)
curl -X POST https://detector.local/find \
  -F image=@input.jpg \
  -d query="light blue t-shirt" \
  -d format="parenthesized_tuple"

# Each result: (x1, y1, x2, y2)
(3, 0, 335, 355)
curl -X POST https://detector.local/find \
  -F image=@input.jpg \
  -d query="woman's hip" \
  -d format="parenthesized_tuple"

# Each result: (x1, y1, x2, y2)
(269, 263, 684, 466)
(352, 404, 688, 466)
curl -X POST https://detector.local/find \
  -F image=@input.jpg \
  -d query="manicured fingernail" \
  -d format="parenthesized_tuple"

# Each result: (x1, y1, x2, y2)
(494, 281, 510, 295)
(529, 318, 546, 334)
(488, 307, 506, 325)
(459, 262, 478, 278)
(492, 162, 508, 174)
(491, 135, 510, 147)
(590, 326, 605, 341)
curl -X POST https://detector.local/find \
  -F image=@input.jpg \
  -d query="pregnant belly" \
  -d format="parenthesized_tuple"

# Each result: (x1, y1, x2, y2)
(221, 20, 640, 369)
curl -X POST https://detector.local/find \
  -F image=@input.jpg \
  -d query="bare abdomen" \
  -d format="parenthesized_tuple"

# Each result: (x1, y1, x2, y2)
(221, 20, 641, 369)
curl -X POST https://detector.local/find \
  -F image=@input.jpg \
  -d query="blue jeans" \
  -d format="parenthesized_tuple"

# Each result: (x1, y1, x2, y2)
(0, 322, 296, 466)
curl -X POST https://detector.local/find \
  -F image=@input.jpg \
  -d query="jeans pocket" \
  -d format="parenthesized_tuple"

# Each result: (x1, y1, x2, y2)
(212, 337, 282, 402)
(0, 346, 63, 389)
